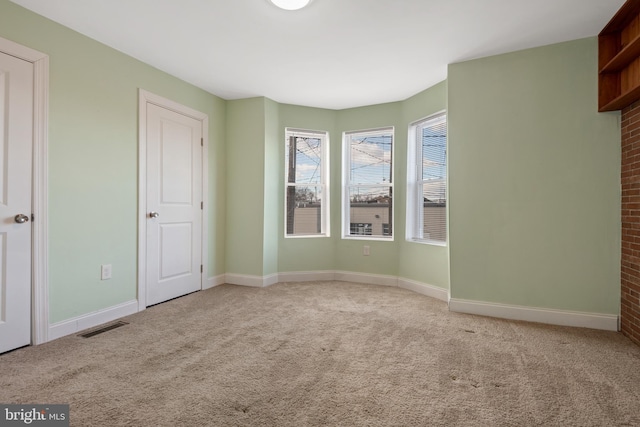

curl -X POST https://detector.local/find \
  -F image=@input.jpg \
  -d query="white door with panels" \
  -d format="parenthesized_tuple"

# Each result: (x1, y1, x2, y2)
(0, 52, 34, 353)
(145, 103, 203, 306)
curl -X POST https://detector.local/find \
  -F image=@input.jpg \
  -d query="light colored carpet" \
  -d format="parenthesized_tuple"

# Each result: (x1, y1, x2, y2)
(1, 281, 639, 426)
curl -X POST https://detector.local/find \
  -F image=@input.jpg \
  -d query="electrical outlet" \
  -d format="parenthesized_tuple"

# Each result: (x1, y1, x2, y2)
(101, 264, 112, 280)
(363, 245, 370, 256)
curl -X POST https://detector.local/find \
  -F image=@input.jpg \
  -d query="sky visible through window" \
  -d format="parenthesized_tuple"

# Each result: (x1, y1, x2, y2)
(292, 136, 322, 185)
(286, 135, 323, 205)
(349, 133, 392, 202)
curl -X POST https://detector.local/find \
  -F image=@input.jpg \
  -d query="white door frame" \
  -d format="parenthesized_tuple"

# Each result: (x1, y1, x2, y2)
(137, 89, 208, 311)
(0, 37, 49, 345)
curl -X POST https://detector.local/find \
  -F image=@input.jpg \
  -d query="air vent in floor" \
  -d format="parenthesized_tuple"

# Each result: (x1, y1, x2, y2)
(79, 321, 129, 338)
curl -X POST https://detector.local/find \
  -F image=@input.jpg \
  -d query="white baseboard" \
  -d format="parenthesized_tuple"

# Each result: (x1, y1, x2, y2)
(44, 272, 443, 343)
(225, 273, 264, 287)
(226, 270, 449, 305)
(267, 270, 450, 303)
(448, 298, 619, 331)
(45, 274, 614, 346)
(225, 273, 278, 288)
(278, 270, 336, 282)
(335, 271, 398, 287)
(277, 270, 448, 300)
(48, 300, 138, 341)
(398, 278, 449, 302)
(264, 273, 279, 287)
(205, 274, 225, 290)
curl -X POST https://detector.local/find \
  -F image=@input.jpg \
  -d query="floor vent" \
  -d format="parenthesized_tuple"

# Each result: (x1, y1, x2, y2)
(79, 321, 129, 338)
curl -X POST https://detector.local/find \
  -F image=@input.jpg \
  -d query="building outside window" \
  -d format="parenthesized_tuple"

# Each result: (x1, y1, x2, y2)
(350, 223, 372, 236)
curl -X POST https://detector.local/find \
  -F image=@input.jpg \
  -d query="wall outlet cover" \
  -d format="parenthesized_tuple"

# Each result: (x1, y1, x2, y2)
(101, 264, 112, 280)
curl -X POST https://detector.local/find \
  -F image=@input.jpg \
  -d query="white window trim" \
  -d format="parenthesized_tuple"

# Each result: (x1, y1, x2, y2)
(284, 128, 330, 238)
(342, 126, 394, 241)
(406, 111, 447, 246)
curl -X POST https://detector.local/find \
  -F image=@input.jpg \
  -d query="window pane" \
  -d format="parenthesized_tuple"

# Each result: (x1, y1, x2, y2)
(350, 133, 392, 185)
(286, 185, 323, 235)
(349, 186, 392, 237)
(286, 135, 322, 185)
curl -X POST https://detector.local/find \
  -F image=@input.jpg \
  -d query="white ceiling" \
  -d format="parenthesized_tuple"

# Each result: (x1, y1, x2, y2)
(10, 0, 625, 110)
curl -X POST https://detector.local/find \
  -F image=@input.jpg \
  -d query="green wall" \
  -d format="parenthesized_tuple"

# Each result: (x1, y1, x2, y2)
(0, 0, 226, 323)
(277, 104, 338, 273)
(399, 81, 450, 288)
(273, 86, 450, 289)
(263, 98, 280, 276)
(225, 97, 282, 278)
(225, 98, 266, 277)
(334, 103, 404, 276)
(448, 38, 621, 314)
(1, 0, 623, 327)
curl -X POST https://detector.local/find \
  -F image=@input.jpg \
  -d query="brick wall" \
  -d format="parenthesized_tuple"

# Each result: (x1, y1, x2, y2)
(621, 100, 640, 346)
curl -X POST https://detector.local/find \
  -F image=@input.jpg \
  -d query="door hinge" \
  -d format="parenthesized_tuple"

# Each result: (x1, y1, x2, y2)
(201, 137, 203, 147)
(201, 201, 203, 210)
(200, 265, 203, 273)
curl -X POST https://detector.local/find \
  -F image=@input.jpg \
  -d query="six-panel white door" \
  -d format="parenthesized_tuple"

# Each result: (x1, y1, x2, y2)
(146, 103, 203, 306)
(0, 52, 34, 353)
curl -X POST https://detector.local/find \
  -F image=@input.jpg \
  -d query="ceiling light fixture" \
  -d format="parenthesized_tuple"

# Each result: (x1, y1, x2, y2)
(269, 0, 312, 11)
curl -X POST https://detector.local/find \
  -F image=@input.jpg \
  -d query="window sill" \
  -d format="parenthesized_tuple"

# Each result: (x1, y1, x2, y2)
(285, 234, 330, 239)
(342, 236, 394, 242)
(407, 238, 447, 247)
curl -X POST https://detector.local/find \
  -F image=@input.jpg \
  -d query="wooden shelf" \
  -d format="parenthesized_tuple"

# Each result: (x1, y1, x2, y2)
(601, 33, 640, 73)
(601, 0, 640, 34)
(599, 84, 640, 112)
(598, 0, 640, 112)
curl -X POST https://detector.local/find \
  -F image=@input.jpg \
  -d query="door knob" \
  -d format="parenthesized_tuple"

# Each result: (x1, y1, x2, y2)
(14, 214, 29, 224)
(149, 211, 160, 218)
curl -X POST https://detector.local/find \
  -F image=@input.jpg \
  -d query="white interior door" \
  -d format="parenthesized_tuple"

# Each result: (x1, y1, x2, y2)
(146, 103, 203, 306)
(0, 52, 34, 353)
